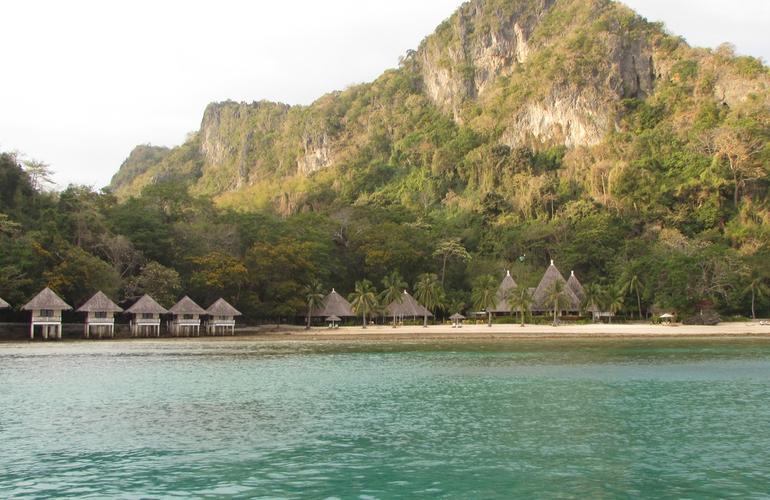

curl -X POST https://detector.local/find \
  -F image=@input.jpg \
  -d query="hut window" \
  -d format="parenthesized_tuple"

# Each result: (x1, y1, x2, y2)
(40, 309, 54, 317)
(95, 311, 108, 319)
(142, 313, 153, 320)
(183, 314, 193, 320)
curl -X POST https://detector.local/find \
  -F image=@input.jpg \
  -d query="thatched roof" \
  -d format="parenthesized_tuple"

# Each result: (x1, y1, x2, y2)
(386, 291, 433, 318)
(169, 296, 206, 316)
(126, 294, 168, 315)
(0, 297, 9, 309)
(532, 261, 580, 312)
(77, 291, 123, 313)
(22, 287, 72, 311)
(491, 270, 518, 313)
(449, 313, 466, 320)
(206, 298, 242, 317)
(566, 271, 586, 304)
(312, 289, 355, 318)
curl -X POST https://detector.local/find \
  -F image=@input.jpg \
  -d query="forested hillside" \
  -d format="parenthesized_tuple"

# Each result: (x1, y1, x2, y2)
(2, 0, 769, 320)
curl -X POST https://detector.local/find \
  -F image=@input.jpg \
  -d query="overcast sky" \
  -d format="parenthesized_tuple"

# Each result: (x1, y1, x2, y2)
(1, 0, 768, 189)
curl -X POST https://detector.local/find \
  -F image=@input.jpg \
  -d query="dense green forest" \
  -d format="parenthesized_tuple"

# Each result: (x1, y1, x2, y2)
(2, 0, 770, 322)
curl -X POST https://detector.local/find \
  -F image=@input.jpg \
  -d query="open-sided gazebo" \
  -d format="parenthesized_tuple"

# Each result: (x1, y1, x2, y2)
(77, 291, 123, 338)
(22, 287, 72, 340)
(312, 289, 355, 320)
(126, 294, 168, 337)
(206, 298, 241, 336)
(386, 290, 433, 325)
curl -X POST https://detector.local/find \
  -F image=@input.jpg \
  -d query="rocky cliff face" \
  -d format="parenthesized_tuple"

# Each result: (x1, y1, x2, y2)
(109, 0, 769, 211)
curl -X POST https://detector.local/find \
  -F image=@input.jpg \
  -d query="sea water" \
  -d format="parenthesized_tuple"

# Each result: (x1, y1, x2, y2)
(1, 338, 770, 498)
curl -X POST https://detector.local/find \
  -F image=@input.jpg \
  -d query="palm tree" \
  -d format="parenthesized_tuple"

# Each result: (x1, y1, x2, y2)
(509, 287, 533, 327)
(583, 283, 604, 322)
(472, 275, 499, 327)
(603, 284, 625, 324)
(380, 271, 407, 327)
(545, 280, 571, 326)
(414, 273, 444, 327)
(349, 280, 379, 329)
(624, 274, 644, 319)
(303, 280, 325, 330)
(744, 276, 769, 320)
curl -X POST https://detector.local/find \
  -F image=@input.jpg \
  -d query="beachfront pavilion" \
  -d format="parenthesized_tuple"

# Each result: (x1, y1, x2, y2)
(77, 291, 123, 338)
(386, 290, 433, 325)
(531, 261, 581, 316)
(169, 296, 206, 337)
(490, 270, 518, 315)
(566, 270, 586, 310)
(22, 287, 72, 340)
(311, 289, 355, 321)
(126, 294, 168, 337)
(205, 298, 241, 336)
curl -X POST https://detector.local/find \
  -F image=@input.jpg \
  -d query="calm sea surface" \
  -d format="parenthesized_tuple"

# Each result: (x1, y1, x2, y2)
(2, 338, 770, 498)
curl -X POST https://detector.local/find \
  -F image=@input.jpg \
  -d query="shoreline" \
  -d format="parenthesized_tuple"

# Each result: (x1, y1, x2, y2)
(3, 322, 770, 345)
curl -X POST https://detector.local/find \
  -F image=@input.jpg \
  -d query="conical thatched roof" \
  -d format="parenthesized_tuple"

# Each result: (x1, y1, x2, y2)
(532, 261, 580, 312)
(22, 287, 72, 311)
(77, 291, 123, 313)
(567, 271, 586, 304)
(449, 313, 466, 320)
(126, 294, 168, 315)
(169, 296, 206, 316)
(312, 289, 354, 318)
(491, 270, 518, 313)
(386, 291, 433, 318)
(206, 298, 242, 317)
(0, 297, 9, 309)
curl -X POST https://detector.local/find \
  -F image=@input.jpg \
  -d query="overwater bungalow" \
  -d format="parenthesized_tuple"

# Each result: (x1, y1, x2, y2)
(312, 289, 355, 319)
(490, 270, 518, 315)
(386, 290, 433, 324)
(169, 296, 206, 337)
(126, 294, 168, 337)
(205, 298, 241, 336)
(532, 261, 581, 315)
(77, 291, 123, 338)
(22, 287, 72, 340)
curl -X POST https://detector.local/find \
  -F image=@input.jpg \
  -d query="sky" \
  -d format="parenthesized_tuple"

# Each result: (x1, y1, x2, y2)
(1, 0, 768, 189)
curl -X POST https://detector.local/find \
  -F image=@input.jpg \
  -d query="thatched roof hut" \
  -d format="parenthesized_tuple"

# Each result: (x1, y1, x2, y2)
(126, 294, 168, 315)
(386, 291, 433, 318)
(77, 291, 123, 313)
(206, 298, 242, 317)
(566, 271, 586, 304)
(22, 287, 72, 311)
(491, 270, 518, 313)
(169, 296, 206, 316)
(0, 297, 9, 309)
(312, 289, 354, 318)
(532, 261, 580, 312)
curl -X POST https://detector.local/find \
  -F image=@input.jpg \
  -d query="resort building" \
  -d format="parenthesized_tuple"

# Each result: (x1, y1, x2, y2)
(169, 296, 206, 337)
(205, 298, 241, 336)
(490, 270, 518, 315)
(22, 287, 72, 340)
(566, 271, 586, 309)
(311, 289, 355, 322)
(77, 291, 123, 338)
(126, 294, 168, 337)
(386, 290, 433, 323)
(532, 261, 581, 315)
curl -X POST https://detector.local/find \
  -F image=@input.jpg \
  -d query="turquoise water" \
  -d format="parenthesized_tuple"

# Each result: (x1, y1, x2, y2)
(2, 338, 770, 498)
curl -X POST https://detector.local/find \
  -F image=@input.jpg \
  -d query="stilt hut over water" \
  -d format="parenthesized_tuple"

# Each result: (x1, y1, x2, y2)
(532, 261, 581, 315)
(490, 270, 518, 315)
(169, 296, 206, 337)
(126, 294, 168, 337)
(312, 289, 355, 320)
(205, 298, 241, 336)
(22, 288, 72, 340)
(77, 291, 123, 338)
(386, 291, 433, 324)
